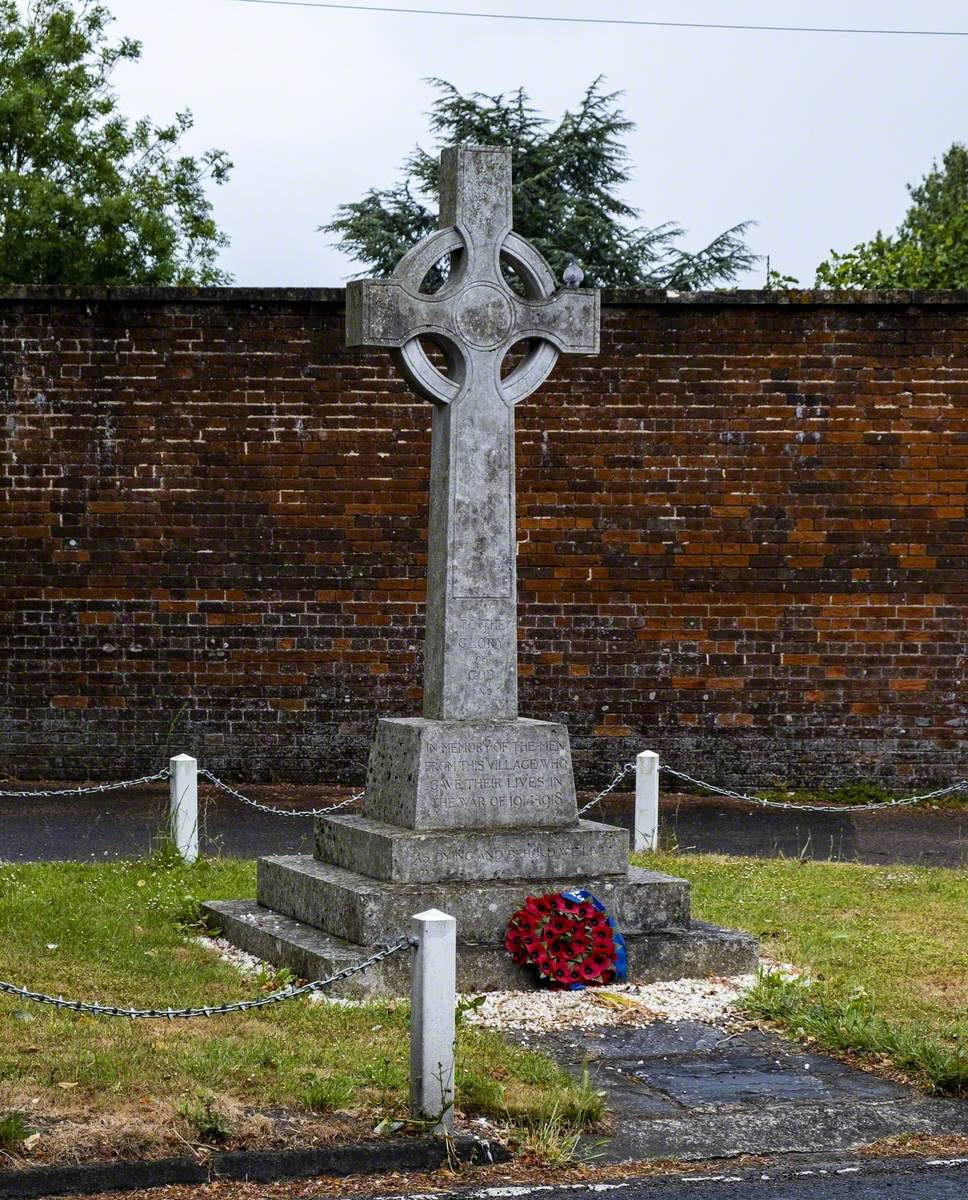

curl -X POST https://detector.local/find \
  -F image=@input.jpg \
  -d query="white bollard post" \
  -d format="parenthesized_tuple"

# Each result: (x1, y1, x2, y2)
(169, 754, 198, 864)
(635, 750, 660, 853)
(410, 908, 456, 1134)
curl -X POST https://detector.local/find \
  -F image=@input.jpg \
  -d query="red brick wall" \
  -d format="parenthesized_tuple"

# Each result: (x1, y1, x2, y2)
(1, 286, 965, 787)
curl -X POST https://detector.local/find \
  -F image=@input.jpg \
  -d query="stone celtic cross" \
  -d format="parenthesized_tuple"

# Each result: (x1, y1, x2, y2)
(347, 145, 600, 721)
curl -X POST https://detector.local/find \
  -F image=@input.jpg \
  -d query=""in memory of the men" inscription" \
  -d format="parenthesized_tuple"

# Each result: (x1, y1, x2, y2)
(362, 717, 579, 831)
(424, 730, 567, 814)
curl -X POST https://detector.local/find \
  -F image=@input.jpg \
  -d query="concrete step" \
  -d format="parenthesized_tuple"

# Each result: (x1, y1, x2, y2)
(314, 815, 629, 883)
(202, 899, 758, 999)
(256, 854, 691, 945)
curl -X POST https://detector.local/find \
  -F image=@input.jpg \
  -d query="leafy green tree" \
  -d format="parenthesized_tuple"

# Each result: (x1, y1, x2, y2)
(0, 0, 232, 285)
(816, 143, 968, 288)
(325, 78, 757, 290)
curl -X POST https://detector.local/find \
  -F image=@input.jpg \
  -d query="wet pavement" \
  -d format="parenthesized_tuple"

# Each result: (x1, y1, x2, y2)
(514, 1019, 968, 1164)
(0, 783, 964, 867)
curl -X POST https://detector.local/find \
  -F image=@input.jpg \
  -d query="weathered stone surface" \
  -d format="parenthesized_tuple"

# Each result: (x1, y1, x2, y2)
(202, 901, 756, 999)
(527, 1020, 968, 1164)
(315, 814, 628, 883)
(363, 716, 578, 831)
(257, 856, 691, 945)
(347, 145, 598, 722)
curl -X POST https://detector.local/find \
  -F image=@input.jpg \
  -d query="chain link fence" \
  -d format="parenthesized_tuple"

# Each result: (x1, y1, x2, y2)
(575, 758, 966, 817)
(3, 756, 964, 817)
(198, 768, 363, 818)
(0, 937, 412, 1020)
(0, 769, 171, 798)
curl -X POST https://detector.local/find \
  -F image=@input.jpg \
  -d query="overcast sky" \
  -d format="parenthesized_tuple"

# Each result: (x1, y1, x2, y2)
(105, 0, 968, 288)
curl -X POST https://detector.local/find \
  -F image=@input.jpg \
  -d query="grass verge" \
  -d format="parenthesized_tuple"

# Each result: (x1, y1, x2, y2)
(0, 853, 601, 1166)
(636, 851, 967, 1095)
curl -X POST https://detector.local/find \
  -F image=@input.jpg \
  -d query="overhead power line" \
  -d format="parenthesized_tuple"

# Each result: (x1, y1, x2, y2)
(222, 0, 968, 38)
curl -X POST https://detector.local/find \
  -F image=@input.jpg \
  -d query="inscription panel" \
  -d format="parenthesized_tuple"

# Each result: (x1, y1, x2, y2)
(363, 716, 578, 831)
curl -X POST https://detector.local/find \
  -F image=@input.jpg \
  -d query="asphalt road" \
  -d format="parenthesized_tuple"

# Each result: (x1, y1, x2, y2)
(369, 1158, 968, 1200)
(0, 784, 964, 866)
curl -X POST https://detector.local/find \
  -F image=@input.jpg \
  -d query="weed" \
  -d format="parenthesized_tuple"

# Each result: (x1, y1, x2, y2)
(176, 1094, 232, 1143)
(456, 994, 486, 1024)
(300, 1074, 357, 1112)
(0, 1111, 30, 1152)
(745, 971, 968, 1096)
(515, 1059, 606, 1164)
(517, 1101, 585, 1166)
(254, 964, 296, 992)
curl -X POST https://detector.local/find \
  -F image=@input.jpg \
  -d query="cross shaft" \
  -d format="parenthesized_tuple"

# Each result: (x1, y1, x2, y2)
(347, 145, 599, 720)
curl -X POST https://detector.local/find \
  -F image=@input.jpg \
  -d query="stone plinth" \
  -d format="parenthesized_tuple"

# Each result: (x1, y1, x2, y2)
(363, 717, 576, 830)
(257, 858, 689, 946)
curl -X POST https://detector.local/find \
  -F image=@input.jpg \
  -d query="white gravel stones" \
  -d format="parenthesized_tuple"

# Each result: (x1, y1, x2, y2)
(198, 934, 799, 1029)
(196, 933, 266, 979)
(459, 974, 760, 1033)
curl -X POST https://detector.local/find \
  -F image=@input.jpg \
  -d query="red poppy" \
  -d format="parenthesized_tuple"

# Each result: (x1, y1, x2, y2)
(506, 891, 619, 988)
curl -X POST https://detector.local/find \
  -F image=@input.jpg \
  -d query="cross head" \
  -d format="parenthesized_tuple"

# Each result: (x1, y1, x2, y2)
(347, 144, 600, 721)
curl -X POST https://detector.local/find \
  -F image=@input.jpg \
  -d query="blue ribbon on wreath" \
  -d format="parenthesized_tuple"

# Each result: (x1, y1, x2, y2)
(561, 887, 628, 990)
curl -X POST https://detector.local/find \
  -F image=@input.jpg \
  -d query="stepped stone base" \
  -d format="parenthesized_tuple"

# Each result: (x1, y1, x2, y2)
(258, 855, 691, 945)
(202, 899, 758, 999)
(315, 815, 628, 883)
(203, 712, 758, 995)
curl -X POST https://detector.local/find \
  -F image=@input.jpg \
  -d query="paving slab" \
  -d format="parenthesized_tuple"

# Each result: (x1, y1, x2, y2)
(514, 1019, 968, 1162)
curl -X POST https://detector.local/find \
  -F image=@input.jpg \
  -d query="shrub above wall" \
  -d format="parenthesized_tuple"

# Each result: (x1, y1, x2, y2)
(1, 287, 966, 787)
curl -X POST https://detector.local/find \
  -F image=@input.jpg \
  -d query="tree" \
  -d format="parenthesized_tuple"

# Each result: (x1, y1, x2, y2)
(0, 0, 232, 285)
(816, 143, 968, 289)
(324, 78, 757, 290)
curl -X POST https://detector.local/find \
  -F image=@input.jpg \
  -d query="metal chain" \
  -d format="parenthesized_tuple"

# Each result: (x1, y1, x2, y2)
(577, 760, 636, 816)
(660, 765, 968, 813)
(0, 768, 171, 799)
(198, 768, 363, 818)
(0, 936, 413, 1020)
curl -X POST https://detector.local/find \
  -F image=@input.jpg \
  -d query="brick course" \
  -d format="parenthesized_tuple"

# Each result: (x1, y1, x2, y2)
(1, 286, 965, 787)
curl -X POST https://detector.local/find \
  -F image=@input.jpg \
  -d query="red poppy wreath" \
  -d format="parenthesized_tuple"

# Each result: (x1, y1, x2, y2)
(504, 889, 627, 989)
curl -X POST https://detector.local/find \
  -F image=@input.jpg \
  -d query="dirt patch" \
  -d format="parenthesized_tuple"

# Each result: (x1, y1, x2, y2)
(0, 1094, 363, 1172)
